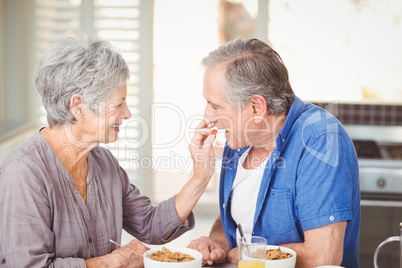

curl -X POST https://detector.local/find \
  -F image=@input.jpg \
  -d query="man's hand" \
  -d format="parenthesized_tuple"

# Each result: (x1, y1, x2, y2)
(225, 247, 238, 263)
(187, 236, 226, 266)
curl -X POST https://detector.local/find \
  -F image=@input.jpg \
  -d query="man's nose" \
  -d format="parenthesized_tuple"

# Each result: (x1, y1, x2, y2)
(204, 107, 212, 122)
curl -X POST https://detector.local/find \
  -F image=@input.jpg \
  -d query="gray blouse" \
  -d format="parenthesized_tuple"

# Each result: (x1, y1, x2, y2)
(0, 131, 194, 267)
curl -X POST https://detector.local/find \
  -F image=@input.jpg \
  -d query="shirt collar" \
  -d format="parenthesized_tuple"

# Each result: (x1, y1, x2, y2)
(226, 146, 249, 164)
(276, 96, 305, 148)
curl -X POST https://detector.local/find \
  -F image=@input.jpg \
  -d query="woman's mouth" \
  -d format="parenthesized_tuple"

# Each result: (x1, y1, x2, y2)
(110, 124, 121, 133)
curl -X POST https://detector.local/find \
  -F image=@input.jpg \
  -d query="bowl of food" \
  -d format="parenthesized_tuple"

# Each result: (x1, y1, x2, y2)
(144, 247, 202, 268)
(265, 245, 297, 268)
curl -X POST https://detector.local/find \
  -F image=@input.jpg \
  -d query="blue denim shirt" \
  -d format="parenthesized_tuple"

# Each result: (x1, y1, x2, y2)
(219, 97, 360, 268)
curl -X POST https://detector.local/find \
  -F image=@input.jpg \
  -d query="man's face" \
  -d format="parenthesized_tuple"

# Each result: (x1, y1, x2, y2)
(202, 65, 252, 150)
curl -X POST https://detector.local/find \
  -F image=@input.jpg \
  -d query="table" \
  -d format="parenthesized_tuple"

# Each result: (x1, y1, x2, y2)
(205, 264, 237, 267)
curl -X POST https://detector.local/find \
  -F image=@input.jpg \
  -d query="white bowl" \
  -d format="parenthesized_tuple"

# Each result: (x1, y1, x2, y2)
(144, 247, 202, 268)
(265, 245, 297, 268)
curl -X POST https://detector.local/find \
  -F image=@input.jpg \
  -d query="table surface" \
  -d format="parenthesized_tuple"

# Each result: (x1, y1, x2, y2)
(205, 263, 237, 267)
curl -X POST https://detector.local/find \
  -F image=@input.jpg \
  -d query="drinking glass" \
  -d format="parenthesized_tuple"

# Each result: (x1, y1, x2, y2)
(238, 236, 266, 268)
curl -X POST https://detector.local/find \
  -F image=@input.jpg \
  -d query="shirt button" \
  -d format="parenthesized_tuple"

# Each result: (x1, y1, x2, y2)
(329, 216, 335, 221)
(282, 138, 285, 143)
(237, 148, 241, 152)
(223, 203, 225, 209)
(89, 238, 93, 243)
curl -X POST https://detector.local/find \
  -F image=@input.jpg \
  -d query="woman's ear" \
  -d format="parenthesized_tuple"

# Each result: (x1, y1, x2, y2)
(250, 94, 267, 124)
(70, 94, 84, 121)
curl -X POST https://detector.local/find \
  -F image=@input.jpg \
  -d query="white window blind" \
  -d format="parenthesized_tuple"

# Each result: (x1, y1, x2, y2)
(34, 0, 154, 196)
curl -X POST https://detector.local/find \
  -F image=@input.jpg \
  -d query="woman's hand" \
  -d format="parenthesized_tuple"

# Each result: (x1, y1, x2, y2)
(189, 119, 216, 181)
(86, 239, 149, 268)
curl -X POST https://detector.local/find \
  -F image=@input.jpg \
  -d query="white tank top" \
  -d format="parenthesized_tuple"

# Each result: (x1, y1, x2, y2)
(230, 146, 269, 242)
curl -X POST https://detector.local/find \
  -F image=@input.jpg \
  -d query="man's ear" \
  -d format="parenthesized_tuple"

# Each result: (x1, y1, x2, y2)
(70, 94, 84, 121)
(250, 94, 267, 124)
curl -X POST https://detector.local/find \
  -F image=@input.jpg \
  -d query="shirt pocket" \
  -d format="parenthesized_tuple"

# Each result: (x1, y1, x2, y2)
(263, 188, 294, 234)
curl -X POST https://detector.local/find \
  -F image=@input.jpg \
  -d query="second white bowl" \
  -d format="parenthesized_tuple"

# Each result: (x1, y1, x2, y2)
(265, 245, 297, 268)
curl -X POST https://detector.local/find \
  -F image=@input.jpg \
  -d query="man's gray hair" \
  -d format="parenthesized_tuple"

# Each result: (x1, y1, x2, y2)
(34, 34, 130, 127)
(201, 39, 295, 115)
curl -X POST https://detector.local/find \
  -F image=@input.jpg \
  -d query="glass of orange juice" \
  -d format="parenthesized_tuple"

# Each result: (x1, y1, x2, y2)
(238, 236, 266, 268)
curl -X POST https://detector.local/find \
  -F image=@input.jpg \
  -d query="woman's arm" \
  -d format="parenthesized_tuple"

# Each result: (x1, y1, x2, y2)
(175, 120, 216, 222)
(122, 119, 216, 244)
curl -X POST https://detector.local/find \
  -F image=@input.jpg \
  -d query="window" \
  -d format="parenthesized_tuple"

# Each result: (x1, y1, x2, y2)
(0, 0, 36, 142)
(268, 0, 402, 103)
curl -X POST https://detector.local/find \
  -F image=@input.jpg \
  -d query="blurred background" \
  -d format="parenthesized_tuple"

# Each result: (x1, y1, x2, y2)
(1, 0, 402, 263)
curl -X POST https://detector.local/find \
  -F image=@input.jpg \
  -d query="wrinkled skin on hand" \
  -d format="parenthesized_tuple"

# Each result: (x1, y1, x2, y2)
(99, 239, 149, 268)
(187, 236, 227, 266)
(225, 247, 238, 264)
(188, 120, 216, 182)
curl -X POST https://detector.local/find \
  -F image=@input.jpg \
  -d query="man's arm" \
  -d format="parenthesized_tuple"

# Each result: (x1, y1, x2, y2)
(282, 221, 347, 268)
(209, 216, 231, 252)
(188, 216, 229, 266)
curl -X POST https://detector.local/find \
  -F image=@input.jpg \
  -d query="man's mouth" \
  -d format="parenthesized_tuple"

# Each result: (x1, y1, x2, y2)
(224, 129, 230, 139)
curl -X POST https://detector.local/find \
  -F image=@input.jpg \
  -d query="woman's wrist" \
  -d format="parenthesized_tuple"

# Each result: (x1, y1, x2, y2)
(85, 256, 104, 267)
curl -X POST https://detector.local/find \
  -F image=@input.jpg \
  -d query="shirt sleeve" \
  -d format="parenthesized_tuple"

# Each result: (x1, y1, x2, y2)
(119, 166, 195, 245)
(295, 131, 357, 231)
(0, 160, 86, 268)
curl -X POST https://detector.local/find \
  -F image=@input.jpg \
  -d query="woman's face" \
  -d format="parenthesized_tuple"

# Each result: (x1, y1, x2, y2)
(83, 84, 131, 144)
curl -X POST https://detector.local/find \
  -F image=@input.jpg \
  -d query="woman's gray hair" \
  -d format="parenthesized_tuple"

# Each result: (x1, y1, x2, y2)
(201, 39, 295, 115)
(34, 34, 130, 127)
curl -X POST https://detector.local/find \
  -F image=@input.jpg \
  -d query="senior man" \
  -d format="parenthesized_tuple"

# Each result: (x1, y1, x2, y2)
(188, 39, 360, 268)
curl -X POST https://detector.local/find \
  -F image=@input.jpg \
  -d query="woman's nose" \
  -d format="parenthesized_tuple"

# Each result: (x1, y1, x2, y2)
(123, 105, 132, 120)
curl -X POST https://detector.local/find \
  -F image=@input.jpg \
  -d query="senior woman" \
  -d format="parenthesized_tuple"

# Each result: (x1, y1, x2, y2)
(0, 35, 216, 267)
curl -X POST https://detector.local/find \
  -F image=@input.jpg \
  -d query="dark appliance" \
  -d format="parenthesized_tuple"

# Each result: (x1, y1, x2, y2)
(347, 126, 402, 268)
